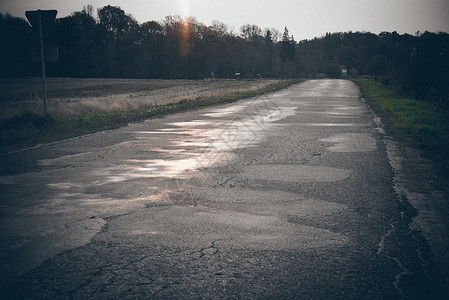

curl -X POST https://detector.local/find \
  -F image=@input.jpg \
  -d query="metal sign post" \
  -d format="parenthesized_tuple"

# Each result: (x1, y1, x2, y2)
(38, 10, 49, 117)
(26, 9, 57, 117)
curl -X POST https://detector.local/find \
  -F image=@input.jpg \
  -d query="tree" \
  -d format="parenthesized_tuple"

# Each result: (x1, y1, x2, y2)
(97, 5, 138, 43)
(0, 13, 34, 77)
(207, 26, 237, 78)
(3, 3, 449, 97)
(96, 5, 139, 77)
(56, 7, 99, 77)
(265, 27, 281, 43)
(162, 15, 188, 78)
(211, 20, 230, 38)
(240, 24, 262, 42)
(368, 55, 388, 76)
(139, 21, 165, 78)
(280, 27, 295, 62)
(264, 30, 274, 76)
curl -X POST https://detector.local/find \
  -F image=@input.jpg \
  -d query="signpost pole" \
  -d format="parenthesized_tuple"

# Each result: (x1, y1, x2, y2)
(26, 9, 57, 117)
(37, 10, 49, 117)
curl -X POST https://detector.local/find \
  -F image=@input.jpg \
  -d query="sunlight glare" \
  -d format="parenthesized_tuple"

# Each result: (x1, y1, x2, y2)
(179, 0, 191, 18)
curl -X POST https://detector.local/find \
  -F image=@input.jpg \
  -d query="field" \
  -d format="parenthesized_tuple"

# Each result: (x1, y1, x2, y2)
(0, 77, 281, 119)
(0, 77, 298, 152)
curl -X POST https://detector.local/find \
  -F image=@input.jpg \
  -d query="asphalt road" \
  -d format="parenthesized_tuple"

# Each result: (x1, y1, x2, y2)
(1, 79, 448, 298)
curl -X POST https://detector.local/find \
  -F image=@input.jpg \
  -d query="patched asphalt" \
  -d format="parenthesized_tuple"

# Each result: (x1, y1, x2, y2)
(1, 79, 447, 298)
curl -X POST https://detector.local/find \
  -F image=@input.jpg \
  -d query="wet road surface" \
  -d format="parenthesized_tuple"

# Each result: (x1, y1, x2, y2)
(1, 79, 448, 298)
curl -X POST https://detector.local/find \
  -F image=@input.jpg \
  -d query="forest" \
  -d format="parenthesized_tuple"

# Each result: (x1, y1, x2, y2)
(1, 5, 449, 108)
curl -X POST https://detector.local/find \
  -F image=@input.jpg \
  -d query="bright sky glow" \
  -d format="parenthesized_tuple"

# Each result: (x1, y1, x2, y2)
(179, 0, 190, 18)
(1, 0, 448, 40)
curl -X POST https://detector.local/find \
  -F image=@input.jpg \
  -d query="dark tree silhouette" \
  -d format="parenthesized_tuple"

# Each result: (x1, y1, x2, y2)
(1, 6, 448, 106)
(280, 27, 295, 62)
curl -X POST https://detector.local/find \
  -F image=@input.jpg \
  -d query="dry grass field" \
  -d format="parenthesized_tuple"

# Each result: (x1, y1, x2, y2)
(0, 78, 280, 120)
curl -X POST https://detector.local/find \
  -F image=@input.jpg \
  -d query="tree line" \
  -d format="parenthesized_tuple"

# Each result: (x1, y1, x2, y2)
(1, 5, 448, 107)
(297, 31, 449, 108)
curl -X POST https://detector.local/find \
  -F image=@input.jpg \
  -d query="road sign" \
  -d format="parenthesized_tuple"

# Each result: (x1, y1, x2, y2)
(25, 10, 57, 28)
(25, 9, 58, 117)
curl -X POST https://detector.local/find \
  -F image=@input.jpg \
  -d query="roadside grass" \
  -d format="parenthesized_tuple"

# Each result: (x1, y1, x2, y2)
(0, 79, 300, 153)
(353, 78, 449, 177)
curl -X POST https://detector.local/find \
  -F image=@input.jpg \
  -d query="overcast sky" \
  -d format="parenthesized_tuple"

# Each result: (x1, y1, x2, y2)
(1, 0, 448, 41)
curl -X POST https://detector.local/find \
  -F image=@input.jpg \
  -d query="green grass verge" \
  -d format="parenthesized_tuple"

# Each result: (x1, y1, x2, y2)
(0, 79, 300, 153)
(353, 78, 449, 177)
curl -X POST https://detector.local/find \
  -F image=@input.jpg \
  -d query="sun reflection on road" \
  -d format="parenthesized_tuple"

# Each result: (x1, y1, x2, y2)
(98, 99, 296, 184)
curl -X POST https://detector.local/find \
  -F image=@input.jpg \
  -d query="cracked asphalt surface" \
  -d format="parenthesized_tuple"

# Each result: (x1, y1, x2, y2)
(1, 79, 448, 298)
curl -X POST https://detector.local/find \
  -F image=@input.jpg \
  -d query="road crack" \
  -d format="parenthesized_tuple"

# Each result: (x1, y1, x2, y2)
(377, 221, 409, 298)
(215, 176, 235, 188)
(199, 240, 219, 258)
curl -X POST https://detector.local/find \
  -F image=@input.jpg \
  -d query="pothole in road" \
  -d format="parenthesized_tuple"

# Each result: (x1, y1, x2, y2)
(188, 188, 349, 217)
(238, 164, 351, 183)
(100, 205, 350, 251)
(320, 133, 377, 152)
